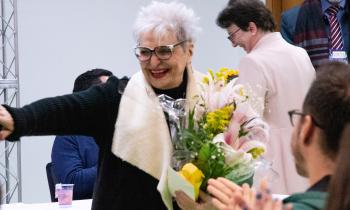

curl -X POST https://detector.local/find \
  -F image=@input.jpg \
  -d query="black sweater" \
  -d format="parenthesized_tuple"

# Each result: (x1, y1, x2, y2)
(5, 76, 184, 210)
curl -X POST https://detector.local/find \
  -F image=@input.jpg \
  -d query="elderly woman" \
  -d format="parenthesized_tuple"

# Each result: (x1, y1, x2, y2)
(0, 1, 203, 210)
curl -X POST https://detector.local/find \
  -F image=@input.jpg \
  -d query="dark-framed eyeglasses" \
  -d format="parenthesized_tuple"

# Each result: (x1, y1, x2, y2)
(288, 109, 323, 129)
(227, 28, 241, 42)
(134, 40, 187, 62)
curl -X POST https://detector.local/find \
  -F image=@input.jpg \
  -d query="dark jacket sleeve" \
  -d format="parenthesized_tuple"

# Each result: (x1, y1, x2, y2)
(280, 6, 300, 44)
(51, 135, 98, 200)
(4, 76, 125, 143)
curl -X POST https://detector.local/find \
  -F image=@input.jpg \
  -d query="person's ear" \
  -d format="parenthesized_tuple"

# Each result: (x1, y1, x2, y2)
(248, 22, 258, 35)
(298, 115, 314, 145)
(186, 42, 194, 64)
(187, 42, 194, 57)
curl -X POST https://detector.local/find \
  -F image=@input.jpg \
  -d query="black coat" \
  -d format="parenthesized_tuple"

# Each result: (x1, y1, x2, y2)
(5, 76, 180, 210)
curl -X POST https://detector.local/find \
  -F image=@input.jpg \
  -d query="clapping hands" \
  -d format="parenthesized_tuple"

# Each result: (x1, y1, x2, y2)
(207, 178, 292, 210)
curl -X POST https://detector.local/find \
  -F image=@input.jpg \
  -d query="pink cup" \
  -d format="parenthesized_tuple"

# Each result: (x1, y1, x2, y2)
(55, 183, 74, 207)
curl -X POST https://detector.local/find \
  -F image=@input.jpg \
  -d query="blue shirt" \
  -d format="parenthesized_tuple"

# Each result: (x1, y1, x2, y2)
(322, 0, 346, 21)
(51, 135, 99, 200)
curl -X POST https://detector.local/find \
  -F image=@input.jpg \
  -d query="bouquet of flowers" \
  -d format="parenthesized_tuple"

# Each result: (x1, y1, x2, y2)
(163, 68, 269, 200)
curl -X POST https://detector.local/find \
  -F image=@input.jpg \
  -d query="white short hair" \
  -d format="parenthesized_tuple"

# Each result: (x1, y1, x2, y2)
(133, 1, 200, 44)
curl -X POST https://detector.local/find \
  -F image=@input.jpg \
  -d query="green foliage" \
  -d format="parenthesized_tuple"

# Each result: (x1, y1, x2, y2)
(193, 142, 233, 190)
(224, 163, 254, 186)
(179, 110, 234, 190)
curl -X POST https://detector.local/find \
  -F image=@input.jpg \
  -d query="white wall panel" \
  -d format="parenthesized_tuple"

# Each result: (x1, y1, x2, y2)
(17, 0, 245, 202)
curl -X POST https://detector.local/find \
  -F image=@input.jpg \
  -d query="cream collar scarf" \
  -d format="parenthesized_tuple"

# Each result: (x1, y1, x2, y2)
(111, 66, 203, 210)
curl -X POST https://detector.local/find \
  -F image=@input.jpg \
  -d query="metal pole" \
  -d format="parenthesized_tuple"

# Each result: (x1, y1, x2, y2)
(13, 0, 21, 202)
(0, 0, 11, 203)
(0, 0, 21, 203)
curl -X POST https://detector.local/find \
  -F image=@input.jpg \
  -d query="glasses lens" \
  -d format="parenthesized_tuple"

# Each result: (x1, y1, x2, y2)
(291, 114, 297, 126)
(289, 111, 303, 126)
(155, 46, 172, 60)
(227, 29, 240, 42)
(135, 47, 152, 61)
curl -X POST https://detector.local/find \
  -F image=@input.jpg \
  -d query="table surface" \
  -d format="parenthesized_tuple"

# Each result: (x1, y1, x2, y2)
(1, 194, 288, 210)
(2, 199, 92, 210)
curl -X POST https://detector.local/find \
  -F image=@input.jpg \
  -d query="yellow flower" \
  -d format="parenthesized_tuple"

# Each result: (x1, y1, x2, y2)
(178, 163, 204, 200)
(208, 68, 215, 80)
(227, 69, 239, 78)
(205, 67, 239, 85)
(211, 67, 240, 84)
(216, 67, 228, 82)
(205, 105, 234, 135)
(202, 76, 209, 85)
(247, 147, 266, 159)
(219, 67, 229, 72)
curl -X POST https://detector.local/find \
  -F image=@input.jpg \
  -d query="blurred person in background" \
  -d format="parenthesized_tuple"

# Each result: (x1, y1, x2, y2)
(51, 69, 112, 200)
(216, 0, 315, 194)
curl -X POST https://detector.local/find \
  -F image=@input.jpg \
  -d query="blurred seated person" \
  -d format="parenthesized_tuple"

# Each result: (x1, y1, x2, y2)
(51, 69, 112, 200)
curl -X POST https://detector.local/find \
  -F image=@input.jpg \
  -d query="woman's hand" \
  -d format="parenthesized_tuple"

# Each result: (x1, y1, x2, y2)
(0, 105, 14, 140)
(175, 190, 217, 210)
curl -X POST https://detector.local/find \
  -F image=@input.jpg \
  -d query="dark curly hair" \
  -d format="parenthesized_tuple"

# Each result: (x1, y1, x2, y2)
(303, 62, 350, 159)
(216, 0, 275, 32)
(73, 69, 113, 92)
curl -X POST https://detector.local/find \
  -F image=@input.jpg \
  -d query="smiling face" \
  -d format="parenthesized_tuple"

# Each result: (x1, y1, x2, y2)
(137, 31, 193, 90)
(227, 23, 255, 53)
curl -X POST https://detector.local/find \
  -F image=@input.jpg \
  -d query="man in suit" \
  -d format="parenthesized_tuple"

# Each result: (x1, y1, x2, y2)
(216, 0, 315, 194)
(280, 0, 349, 68)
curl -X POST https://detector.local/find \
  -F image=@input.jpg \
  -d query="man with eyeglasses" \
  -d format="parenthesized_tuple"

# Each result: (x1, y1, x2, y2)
(0, 1, 204, 210)
(199, 61, 350, 210)
(216, 0, 316, 194)
(283, 62, 350, 208)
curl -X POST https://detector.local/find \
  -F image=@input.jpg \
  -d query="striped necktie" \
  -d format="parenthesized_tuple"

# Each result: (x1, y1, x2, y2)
(327, 5, 344, 50)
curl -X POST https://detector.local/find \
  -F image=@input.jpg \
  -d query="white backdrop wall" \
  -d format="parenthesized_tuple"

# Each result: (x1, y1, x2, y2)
(17, 0, 245, 203)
